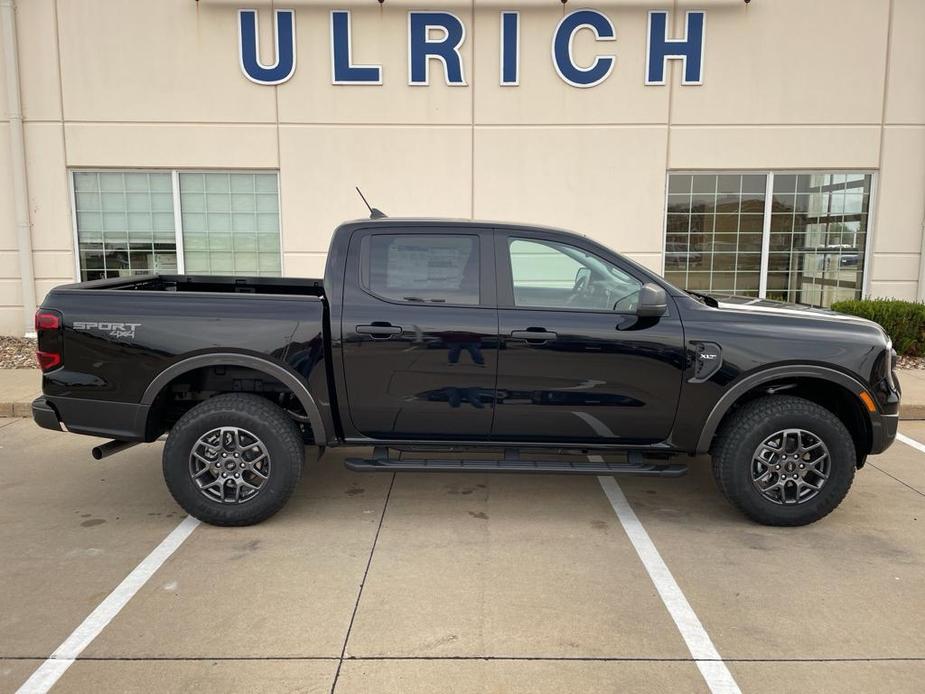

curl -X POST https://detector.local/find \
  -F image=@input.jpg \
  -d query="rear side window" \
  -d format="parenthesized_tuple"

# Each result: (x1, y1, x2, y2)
(366, 234, 479, 305)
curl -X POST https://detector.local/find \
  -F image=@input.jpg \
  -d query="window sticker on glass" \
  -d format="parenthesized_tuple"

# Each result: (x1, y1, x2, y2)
(368, 235, 479, 305)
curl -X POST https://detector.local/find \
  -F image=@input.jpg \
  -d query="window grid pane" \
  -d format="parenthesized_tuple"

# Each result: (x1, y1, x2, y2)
(178, 172, 281, 277)
(767, 172, 871, 307)
(74, 171, 177, 282)
(75, 170, 282, 281)
(664, 173, 768, 298)
(664, 172, 871, 308)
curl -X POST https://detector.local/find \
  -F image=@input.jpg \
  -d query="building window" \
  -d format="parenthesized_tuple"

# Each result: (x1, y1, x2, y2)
(73, 171, 177, 281)
(179, 172, 281, 276)
(664, 171, 872, 307)
(768, 173, 871, 306)
(72, 170, 282, 281)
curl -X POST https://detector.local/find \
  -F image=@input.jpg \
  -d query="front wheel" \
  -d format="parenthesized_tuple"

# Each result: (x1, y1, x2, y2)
(163, 393, 304, 526)
(711, 395, 856, 526)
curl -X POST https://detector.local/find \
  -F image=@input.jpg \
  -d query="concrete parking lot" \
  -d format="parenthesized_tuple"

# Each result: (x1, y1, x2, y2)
(1, 416, 923, 693)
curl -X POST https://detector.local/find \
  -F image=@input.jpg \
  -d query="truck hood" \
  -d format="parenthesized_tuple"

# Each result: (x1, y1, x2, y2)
(704, 293, 886, 334)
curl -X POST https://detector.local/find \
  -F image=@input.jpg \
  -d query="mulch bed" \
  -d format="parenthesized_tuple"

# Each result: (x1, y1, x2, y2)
(0, 336, 37, 369)
(897, 355, 925, 370)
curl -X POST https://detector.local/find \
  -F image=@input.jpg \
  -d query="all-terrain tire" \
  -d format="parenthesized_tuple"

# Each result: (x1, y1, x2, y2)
(163, 393, 304, 526)
(711, 395, 855, 526)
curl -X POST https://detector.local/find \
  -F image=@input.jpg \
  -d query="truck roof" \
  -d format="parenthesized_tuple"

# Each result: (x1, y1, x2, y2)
(335, 216, 592, 242)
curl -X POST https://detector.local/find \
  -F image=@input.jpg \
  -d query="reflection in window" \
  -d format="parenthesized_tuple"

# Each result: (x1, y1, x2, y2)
(665, 173, 767, 297)
(767, 173, 870, 306)
(509, 238, 641, 311)
(664, 172, 872, 307)
(179, 172, 281, 277)
(73, 170, 282, 281)
(74, 171, 177, 281)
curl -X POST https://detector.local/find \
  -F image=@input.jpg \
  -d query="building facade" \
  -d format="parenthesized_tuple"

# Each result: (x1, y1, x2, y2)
(1, 0, 923, 335)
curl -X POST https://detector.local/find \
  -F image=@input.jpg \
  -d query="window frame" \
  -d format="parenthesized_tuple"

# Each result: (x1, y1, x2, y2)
(661, 169, 877, 304)
(495, 229, 652, 315)
(68, 168, 284, 281)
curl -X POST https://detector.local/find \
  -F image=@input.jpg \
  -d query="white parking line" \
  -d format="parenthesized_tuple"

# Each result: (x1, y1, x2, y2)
(896, 432, 925, 455)
(594, 459, 740, 694)
(16, 515, 200, 694)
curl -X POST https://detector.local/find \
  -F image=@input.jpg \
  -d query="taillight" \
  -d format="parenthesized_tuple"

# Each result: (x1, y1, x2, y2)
(35, 351, 61, 370)
(34, 309, 63, 372)
(35, 312, 60, 330)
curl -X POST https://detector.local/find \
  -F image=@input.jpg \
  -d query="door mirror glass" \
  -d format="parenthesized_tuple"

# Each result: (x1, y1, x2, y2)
(636, 282, 668, 317)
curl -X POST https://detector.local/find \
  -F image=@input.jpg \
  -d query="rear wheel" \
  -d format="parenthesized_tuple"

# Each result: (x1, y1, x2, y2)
(163, 393, 304, 526)
(712, 395, 856, 526)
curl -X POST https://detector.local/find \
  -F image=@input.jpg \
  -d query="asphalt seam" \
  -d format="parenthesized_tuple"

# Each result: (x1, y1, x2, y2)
(330, 472, 396, 693)
(867, 462, 925, 498)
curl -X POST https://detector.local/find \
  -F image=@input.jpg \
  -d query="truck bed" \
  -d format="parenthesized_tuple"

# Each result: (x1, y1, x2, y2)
(37, 272, 330, 442)
(68, 274, 325, 297)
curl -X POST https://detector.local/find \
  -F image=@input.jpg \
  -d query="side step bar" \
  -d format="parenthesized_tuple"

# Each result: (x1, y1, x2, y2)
(345, 448, 687, 478)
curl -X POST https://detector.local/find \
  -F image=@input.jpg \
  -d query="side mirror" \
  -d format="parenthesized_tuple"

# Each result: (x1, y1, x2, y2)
(636, 282, 668, 318)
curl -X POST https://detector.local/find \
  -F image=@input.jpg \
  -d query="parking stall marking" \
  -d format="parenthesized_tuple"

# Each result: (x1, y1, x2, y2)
(593, 458, 741, 694)
(16, 515, 200, 694)
(896, 432, 925, 456)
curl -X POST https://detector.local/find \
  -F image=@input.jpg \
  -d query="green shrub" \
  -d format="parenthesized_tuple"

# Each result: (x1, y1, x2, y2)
(832, 298, 925, 356)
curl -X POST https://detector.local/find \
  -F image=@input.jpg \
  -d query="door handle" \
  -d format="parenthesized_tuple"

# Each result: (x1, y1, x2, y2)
(510, 329, 557, 344)
(356, 323, 403, 339)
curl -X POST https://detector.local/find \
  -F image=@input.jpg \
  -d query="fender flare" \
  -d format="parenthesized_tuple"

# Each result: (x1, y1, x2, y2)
(695, 365, 872, 453)
(141, 353, 327, 444)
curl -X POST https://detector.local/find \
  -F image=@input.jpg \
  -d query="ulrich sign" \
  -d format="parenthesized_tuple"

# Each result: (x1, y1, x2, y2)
(237, 9, 706, 88)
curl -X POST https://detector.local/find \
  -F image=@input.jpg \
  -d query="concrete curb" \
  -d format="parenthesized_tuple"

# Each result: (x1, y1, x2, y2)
(1, 398, 37, 418)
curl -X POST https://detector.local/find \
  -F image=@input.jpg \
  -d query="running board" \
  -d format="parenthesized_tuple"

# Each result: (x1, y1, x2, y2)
(344, 448, 687, 477)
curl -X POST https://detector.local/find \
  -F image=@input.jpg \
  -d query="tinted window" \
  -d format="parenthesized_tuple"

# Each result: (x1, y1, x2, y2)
(509, 238, 642, 312)
(367, 234, 479, 305)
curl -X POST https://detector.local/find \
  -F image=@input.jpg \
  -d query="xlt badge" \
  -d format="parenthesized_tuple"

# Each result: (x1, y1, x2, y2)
(689, 341, 723, 383)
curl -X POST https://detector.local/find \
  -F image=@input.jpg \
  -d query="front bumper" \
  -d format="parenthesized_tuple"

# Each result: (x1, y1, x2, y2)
(870, 412, 899, 455)
(32, 396, 63, 432)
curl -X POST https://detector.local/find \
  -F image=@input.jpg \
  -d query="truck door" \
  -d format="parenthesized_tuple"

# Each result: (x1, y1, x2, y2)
(492, 231, 685, 444)
(340, 226, 498, 440)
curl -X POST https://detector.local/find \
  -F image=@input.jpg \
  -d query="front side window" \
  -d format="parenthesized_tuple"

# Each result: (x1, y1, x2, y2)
(72, 169, 282, 281)
(509, 238, 642, 312)
(366, 234, 480, 305)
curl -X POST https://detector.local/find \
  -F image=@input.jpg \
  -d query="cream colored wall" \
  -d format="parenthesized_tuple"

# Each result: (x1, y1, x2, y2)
(0, 0, 922, 334)
(0, 3, 22, 335)
(868, 0, 925, 301)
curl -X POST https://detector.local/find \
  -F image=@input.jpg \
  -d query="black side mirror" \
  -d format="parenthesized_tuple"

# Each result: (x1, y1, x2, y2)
(636, 282, 668, 318)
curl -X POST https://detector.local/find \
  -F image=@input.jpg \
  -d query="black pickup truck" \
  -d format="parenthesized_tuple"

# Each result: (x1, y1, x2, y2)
(32, 218, 900, 527)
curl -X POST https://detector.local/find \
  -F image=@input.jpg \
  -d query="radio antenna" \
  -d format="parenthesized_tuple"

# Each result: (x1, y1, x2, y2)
(355, 187, 387, 219)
